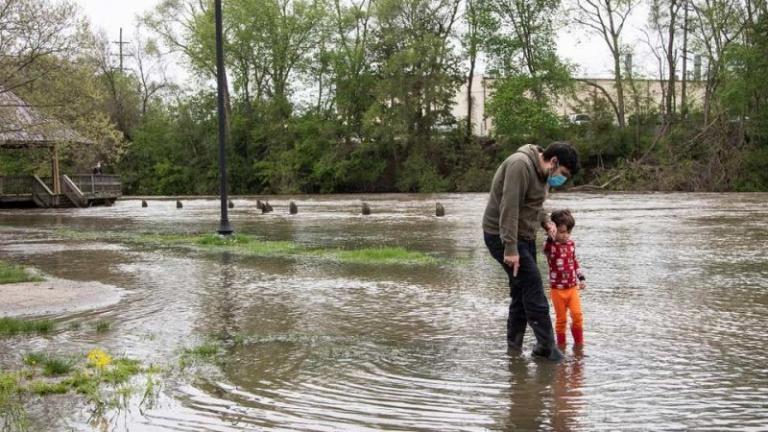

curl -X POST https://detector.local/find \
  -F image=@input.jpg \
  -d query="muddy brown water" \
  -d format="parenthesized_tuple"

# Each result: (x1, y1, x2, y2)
(1, 193, 767, 431)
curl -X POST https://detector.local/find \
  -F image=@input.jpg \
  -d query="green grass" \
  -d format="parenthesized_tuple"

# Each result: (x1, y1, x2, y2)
(0, 371, 27, 429)
(28, 380, 69, 395)
(101, 358, 142, 384)
(195, 233, 298, 256)
(10, 352, 145, 397)
(94, 320, 111, 333)
(22, 352, 47, 366)
(0, 317, 55, 336)
(330, 247, 435, 265)
(0, 371, 20, 401)
(53, 229, 437, 266)
(183, 342, 221, 359)
(0, 260, 43, 284)
(42, 356, 74, 376)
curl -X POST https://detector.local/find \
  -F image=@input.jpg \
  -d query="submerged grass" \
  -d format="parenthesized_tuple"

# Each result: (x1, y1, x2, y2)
(42, 357, 75, 376)
(0, 260, 43, 285)
(54, 229, 437, 266)
(0, 317, 55, 336)
(5, 350, 148, 408)
(330, 247, 435, 265)
(194, 234, 297, 256)
(94, 320, 111, 333)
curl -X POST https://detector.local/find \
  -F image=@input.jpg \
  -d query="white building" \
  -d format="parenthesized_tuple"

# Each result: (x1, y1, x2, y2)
(452, 74, 706, 136)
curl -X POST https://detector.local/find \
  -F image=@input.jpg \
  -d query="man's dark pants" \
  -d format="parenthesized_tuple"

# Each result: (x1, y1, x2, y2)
(484, 233, 556, 351)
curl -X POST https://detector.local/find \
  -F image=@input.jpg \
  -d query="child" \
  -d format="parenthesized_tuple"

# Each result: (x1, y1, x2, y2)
(543, 209, 586, 347)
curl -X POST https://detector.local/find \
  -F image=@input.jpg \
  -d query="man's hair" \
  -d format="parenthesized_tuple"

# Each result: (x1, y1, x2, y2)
(543, 141, 580, 177)
(551, 209, 575, 232)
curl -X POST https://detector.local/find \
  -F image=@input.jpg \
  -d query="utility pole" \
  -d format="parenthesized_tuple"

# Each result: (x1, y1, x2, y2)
(112, 27, 131, 72)
(215, 0, 233, 235)
(680, 0, 690, 118)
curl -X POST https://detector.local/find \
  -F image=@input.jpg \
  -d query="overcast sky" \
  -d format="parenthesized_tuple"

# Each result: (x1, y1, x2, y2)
(76, 0, 657, 82)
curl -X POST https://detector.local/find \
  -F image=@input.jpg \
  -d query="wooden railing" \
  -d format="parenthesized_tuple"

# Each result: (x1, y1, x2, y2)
(31, 176, 55, 208)
(61, 175, 87, 207)
(68, 175, 122, 196)
(0, 176, 33, 195)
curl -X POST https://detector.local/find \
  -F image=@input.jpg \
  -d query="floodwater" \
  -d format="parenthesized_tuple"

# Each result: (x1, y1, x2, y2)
(1, 193, 767, 431)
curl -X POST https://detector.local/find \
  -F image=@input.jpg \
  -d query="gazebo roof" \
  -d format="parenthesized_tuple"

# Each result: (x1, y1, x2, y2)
(0, 87, 92, 148)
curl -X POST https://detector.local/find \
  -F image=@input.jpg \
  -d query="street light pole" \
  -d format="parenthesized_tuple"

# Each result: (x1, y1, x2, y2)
(215, 0, 233, 235)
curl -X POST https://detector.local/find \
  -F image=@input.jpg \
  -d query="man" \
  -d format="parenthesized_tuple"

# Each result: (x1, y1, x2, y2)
(483, 142, 580, 361)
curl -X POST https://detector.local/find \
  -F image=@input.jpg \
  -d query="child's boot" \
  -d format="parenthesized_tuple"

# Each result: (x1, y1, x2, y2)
(556, 333, 566, 347)
(571, 327, 584, 346)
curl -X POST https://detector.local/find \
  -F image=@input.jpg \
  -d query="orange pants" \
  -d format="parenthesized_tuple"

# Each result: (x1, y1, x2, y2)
(550, 287, 584, 343)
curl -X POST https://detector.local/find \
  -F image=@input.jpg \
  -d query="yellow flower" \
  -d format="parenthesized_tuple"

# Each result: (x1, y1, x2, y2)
(87, 348, 112, 369)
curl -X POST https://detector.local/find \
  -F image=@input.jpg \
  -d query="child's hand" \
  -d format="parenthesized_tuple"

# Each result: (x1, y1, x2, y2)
(545, 221, 556, 238)
(579, 281, 587, 290)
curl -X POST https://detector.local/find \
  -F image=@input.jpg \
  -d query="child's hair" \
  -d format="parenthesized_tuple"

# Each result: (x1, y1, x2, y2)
(550, 209, 575, 232)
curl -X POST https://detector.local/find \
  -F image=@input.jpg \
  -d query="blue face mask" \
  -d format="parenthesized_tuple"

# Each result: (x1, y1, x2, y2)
(548, 175, 567, 187)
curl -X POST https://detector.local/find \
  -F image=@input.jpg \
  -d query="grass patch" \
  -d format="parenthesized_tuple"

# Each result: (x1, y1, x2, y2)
(183, 342, 221, 359)
(22, 352, 47, 367)
(330, 247, 435, 265)
(94, 320, 111, 333)
(2, 349, 165, 430)
(54, 229, 438, 266)
(28, 380, 69, 395)
(101, 358, 142, 384)
(0, 260, 43, 285)
(42, 357, 74, 376)
(195, 233, 297, 256)
(8, 350, 146, 399)
(0, 317, 55, 336)
(0, 371, 28, 430)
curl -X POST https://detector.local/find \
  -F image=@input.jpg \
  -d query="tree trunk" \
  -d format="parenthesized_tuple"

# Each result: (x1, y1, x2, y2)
(612, 47, 627, 128)
(680, 0, 689, 117)
(466, 54, 476, 140)
(665, 0, 677, 121)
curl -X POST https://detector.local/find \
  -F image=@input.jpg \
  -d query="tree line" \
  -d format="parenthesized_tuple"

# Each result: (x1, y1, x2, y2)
(1, 0, 766, 193)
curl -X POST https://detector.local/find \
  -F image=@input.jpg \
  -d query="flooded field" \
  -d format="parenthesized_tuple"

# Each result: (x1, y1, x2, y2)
(1, 192, 767, 431)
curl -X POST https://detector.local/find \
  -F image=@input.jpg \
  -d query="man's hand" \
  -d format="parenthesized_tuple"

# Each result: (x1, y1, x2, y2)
(545, 221, 557, 238)
(503, 254, 520, 277)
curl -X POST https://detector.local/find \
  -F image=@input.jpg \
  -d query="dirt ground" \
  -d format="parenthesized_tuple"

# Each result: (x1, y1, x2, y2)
(0, 278, 123, 317)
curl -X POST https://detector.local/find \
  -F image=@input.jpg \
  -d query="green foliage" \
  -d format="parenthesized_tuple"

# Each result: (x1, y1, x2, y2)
(330, 247, 435, 265)
(41, 357, 75, 376)
(487, 75, 564, 143)
(4, 0, 767, 193)
(94, 321, 111, 333)
(22, 352, 47, 367)
(0, 317, 54, 336)
(28, 380, 69, 395)
(0, 261, 43, 285)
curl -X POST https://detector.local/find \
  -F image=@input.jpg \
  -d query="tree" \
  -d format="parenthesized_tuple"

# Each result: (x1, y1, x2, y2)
(367, 0, 464, 190)
(574, 0, 637, 128)
(0, 0, 86, 94)
(482, 0, 571, 141)
(330, 0, 376, 139)
(142, 0, 233, 117)
(690, 0, 748, 123)
(463, 0, 486, 139)
(649, 0, 685, 122)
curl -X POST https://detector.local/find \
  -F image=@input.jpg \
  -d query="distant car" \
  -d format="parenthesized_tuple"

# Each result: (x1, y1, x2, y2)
(568, 113, 591, 125)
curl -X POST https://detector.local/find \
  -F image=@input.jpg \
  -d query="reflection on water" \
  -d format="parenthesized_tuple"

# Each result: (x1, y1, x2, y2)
(1, 193, 767, 431)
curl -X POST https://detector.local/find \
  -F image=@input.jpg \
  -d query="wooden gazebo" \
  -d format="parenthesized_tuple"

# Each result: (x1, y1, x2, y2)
(0, 87, 121, 208)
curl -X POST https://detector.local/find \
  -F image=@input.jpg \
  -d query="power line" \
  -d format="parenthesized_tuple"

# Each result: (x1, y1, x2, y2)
(111, 27, 132, 72)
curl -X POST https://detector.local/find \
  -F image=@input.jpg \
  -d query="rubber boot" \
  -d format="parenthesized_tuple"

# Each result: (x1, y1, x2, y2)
(507, 332, 525, 353)
(532, 344, 564, 362)
(572, 327, 584, 346)
(556, 333, 566, 347)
